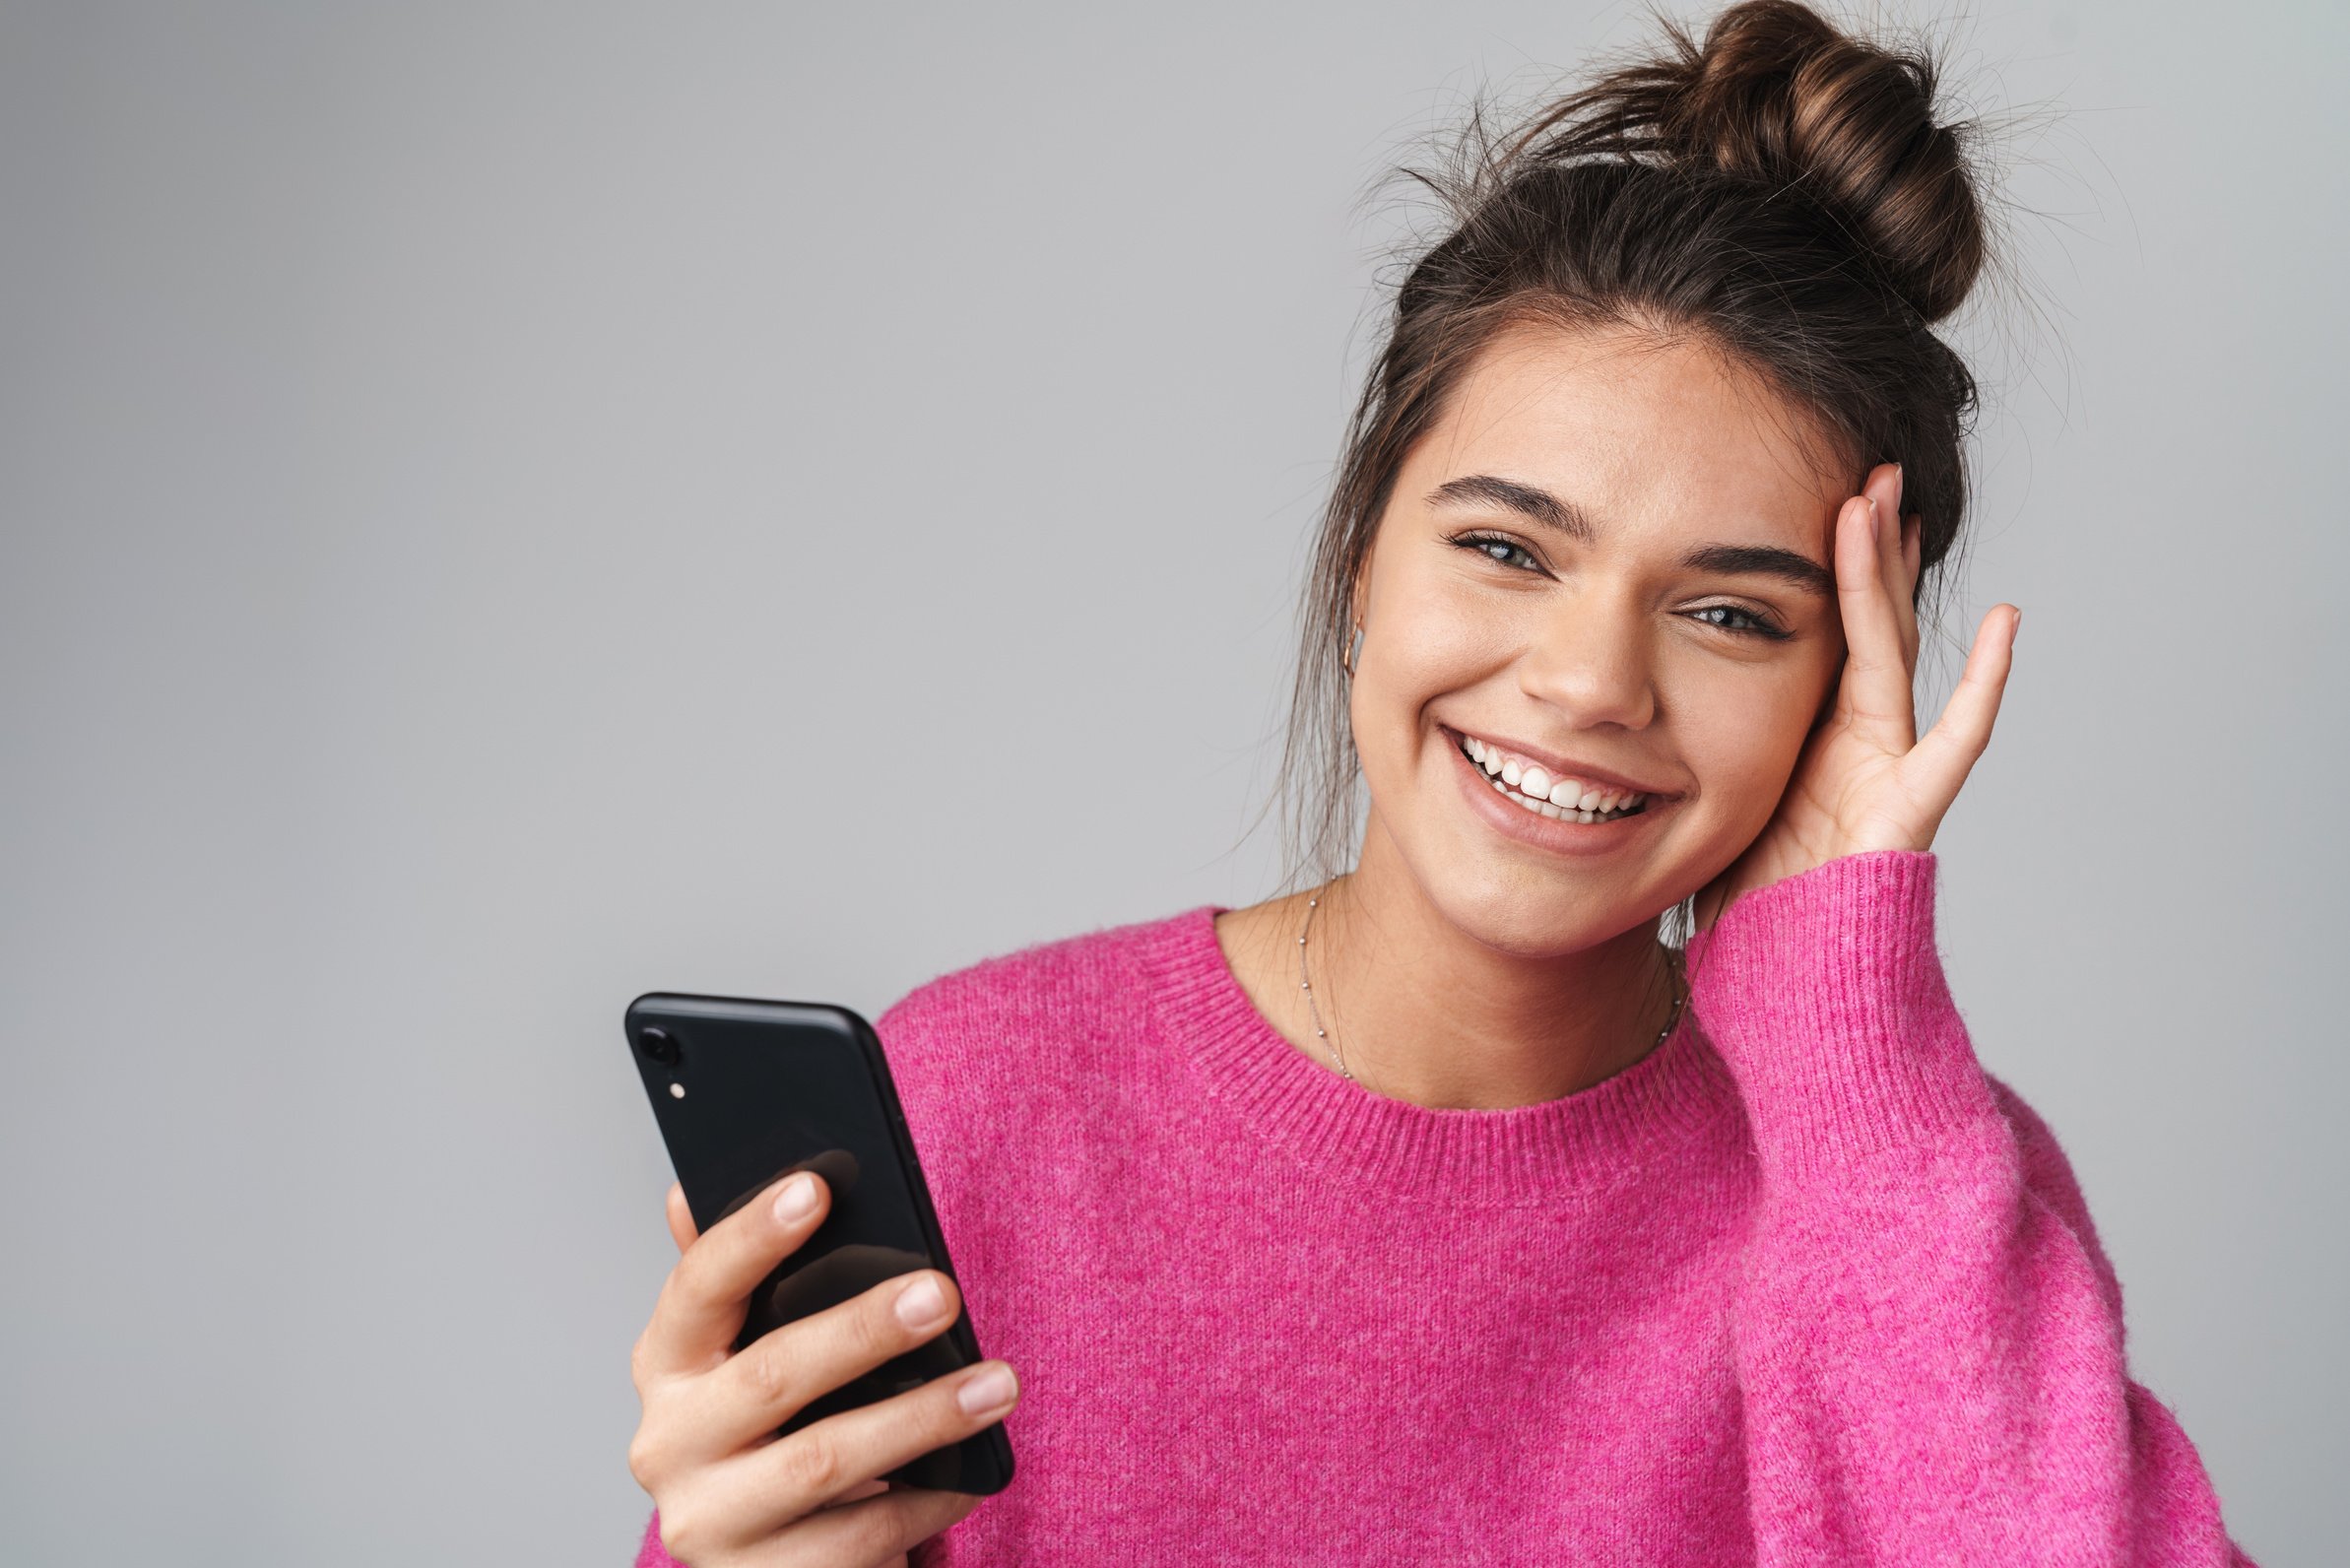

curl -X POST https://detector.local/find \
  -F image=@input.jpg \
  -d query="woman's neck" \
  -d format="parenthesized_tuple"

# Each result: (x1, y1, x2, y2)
(1222, 818, 1680, 1111)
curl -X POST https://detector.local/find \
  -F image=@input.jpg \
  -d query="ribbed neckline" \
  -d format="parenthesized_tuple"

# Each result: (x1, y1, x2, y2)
(1138, 903, 1743, 1207)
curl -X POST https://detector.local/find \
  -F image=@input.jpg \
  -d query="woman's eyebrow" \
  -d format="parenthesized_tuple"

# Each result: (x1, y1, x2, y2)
(1425, 473, 1834, 596)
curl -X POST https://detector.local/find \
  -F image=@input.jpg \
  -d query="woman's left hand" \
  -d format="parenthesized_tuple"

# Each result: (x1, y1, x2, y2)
(1693, 462, 2021, 932)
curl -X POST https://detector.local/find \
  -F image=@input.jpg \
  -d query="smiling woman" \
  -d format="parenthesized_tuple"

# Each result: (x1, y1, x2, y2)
(1305, 321, 1886, 1114)
(621, 3, 2256, 1564)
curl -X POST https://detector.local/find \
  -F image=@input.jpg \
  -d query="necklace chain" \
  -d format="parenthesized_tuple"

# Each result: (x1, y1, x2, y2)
(1295, 877, 1687, 1088)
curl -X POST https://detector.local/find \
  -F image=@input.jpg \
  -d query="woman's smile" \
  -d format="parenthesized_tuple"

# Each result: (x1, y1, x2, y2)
(1443, 723, 1669, 816)
(1440, 720, 1678, 859)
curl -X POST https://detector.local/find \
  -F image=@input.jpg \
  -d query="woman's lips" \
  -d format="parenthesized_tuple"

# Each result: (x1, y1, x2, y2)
(1444, 727, 1671, 855)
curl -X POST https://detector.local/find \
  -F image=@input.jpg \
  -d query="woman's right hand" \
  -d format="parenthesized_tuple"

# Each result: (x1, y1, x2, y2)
(627, 1171, 1020, 1568)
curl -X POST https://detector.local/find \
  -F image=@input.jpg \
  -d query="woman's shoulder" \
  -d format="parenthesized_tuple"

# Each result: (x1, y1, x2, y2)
(878, 904, 1203, 1032)
(867, 903, 1218, 1200)
(871, 902, 1214, 1100)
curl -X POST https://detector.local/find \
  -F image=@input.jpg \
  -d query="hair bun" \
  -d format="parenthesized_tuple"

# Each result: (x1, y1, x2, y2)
(1673, 1, 1985, 319)
(1521, 0, 1989, 322)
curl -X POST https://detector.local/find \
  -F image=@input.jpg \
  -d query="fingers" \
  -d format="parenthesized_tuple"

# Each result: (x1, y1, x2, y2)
(1906, 603, 2020, 812)
(683, 1269, 969, 1461)
(696, 1359, 1018, 1541)
(1831, 473, 1917, 745)
(1871, 465, 1909, 605)
(634, 1171, 831, 1385)
(1870, 460, 1926, 677)
(732, 1483, 979, 1568)
(1870, 460, 1925, 676)
(666, 1182, 697, 1256)
(1896, 513, 1923, 674)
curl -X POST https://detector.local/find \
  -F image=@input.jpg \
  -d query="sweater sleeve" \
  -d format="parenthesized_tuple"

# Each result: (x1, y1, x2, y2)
(1682, 850, 2257, 1566)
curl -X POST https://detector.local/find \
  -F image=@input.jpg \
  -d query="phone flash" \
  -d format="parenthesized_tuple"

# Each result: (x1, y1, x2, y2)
(669, 1081, 685, 1098)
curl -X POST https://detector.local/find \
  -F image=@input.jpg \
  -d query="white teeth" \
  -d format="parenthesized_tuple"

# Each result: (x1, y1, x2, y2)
(1496, 784, 1630, 823)
(1457, 731, 1652, 822)
(1447, 733, 1654, 822)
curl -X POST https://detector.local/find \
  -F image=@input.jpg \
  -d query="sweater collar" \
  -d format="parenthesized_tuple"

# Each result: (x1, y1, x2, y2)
(1138, 903, 1743, 1206)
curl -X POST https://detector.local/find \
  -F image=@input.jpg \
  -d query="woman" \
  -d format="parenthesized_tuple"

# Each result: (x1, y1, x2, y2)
(624, 3, 2256, 1562)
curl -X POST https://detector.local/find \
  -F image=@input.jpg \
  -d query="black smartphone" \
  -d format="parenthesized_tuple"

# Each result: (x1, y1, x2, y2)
(625, 991, 1014, 1496)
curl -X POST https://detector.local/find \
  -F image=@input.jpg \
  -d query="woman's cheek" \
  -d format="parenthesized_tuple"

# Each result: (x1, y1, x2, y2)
(1681, 707, 1807, 849)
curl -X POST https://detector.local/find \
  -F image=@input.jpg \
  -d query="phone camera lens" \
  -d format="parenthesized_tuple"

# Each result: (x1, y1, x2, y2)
(637, 1026, 681, 1066)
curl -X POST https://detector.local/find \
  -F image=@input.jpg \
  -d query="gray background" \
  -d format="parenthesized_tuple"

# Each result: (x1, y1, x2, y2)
(1, 1, 2336, 1562)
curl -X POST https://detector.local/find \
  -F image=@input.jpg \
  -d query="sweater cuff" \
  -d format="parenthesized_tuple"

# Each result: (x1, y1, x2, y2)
(1682, 850, 2002, 1182)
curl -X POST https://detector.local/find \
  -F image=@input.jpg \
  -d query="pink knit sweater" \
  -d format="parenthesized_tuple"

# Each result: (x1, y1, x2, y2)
(633, 851, 2254, 1565)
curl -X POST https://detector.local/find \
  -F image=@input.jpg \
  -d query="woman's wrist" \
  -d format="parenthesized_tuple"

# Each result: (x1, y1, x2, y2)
(1685, 850, 2003, 1180)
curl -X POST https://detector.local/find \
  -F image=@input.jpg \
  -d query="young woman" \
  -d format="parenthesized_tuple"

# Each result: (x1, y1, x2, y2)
(623, 3, 2255, 1562)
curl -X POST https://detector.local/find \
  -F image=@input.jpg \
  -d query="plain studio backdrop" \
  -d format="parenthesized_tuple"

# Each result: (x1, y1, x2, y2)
(1, 1, 2339, 1561)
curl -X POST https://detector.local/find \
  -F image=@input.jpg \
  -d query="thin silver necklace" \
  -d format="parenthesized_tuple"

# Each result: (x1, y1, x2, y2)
(1295, 877, 1687, 1087)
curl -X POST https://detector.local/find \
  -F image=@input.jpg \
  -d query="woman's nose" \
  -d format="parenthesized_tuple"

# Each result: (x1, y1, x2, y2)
(1515, 591, 1658, 731)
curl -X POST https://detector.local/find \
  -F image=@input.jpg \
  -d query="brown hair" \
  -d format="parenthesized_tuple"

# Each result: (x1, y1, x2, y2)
(1264, 0, 2006, 896)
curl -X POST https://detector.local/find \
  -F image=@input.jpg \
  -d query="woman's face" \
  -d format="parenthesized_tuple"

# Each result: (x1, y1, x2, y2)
(1349, 319, 1854, 956)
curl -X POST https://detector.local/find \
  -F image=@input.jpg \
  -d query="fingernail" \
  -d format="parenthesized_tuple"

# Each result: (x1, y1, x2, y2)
(957, 1364, 1018, 1417)
(773, 1173, 818, 1224)
(895, 1274, 949, 1330)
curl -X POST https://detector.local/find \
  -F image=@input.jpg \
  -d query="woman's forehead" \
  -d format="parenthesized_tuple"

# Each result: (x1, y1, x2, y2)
(1421, 322, 1850, 529)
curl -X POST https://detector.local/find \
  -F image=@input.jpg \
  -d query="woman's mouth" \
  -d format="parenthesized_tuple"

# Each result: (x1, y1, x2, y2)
(1449, 730, 1653, 823)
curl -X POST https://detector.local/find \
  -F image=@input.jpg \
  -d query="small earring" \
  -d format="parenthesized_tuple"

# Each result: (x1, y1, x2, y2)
(1343, 621, 1364, 677)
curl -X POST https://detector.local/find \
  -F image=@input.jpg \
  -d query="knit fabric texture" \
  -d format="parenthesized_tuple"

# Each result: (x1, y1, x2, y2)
(632, 851, 2255, 1565)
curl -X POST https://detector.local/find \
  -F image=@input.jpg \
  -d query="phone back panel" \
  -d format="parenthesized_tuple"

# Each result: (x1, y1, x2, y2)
(626, 992, 1013, 1495)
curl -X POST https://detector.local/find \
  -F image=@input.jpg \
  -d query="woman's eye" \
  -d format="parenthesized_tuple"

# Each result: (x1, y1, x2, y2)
(1444, 536, 1789, 641)
(1451, 532, 1541, 572)
(1686, 603, 1789, 640)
